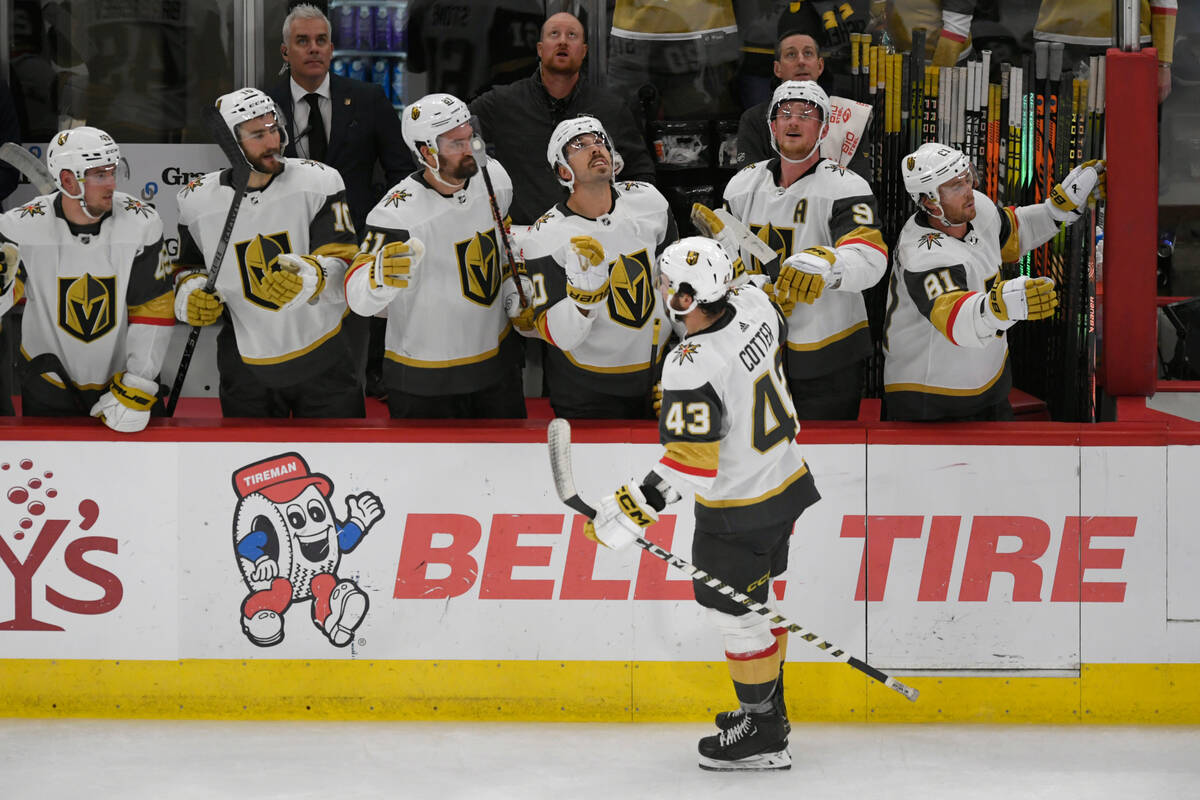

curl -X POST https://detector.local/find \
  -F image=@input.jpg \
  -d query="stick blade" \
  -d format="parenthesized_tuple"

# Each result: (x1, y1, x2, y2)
(547, 418, 575, 503)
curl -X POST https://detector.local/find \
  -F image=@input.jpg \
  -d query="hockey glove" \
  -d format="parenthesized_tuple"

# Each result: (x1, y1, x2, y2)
(501, 272, 537, 332)
(651, 381, 662, 416)
(690, 202, 741, 261)
(564, 235, 609, 310)
(585, 483, 657, 551)
(780, 247, 840, 305)
(984, 276, 1058, 327)
(0, 241, 17, 294)
(174, 272, 224, 327)
(1046, 159, 1105, 223)
(367, 238, 424, 292)
(264, 253, 326, 310)
(89, 371, 158, 433)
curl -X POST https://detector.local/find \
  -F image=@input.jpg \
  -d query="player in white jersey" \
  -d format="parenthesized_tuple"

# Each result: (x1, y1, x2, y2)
(718, 80, 887, 420)
(587, 237, 819, 771)
(174, 88, 363, 418)
(344, 92, 527, 418)
(0, 126, 173, 432)
(519, 115, 677, 419)
(883, 143, 1103, 420)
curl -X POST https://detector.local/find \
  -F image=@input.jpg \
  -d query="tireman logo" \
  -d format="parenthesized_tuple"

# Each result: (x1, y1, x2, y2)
(384, 189, 411, 207)
(918, 233, 943, 250)
(58, 274, 116, 342)
(19, 201, 45, 218)
(232, 452, 385, 648)
(672, 342, 701, 365)
(0, 458, 119, 632)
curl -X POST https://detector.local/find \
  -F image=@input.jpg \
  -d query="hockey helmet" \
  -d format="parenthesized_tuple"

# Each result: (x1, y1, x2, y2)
(901, 142, 976, 206)
(46, 126, 120, 196)
(658, 236, 734, 319)
(547, 114, 624, 192)
(216, 87, 289, 149)
(767, 80, 830, 158)
(402, 93, 472, 166)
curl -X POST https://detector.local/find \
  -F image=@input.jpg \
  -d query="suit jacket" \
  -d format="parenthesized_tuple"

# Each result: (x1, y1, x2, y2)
(267, 73, 414, 237)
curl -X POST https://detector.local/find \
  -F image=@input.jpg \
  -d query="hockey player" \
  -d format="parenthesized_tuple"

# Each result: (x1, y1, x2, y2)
(343, 92, 528, 418)
(519, 114, 677, 419)
(882, 143, 1103, 421)
(173, 88, 363, 418)
(0, 126, 173, 431)
(716, 79, 888, 420)
(587, 237, 819, 771)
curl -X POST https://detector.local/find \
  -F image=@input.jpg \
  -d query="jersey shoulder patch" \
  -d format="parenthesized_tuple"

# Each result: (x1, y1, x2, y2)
(661, 338, 722, 392)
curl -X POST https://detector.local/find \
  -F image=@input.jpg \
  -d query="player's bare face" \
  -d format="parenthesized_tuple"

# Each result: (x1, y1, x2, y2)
(435, 124, 479, 183)
(80, 165, 117, 216)
(771, 100, 824, 160)
(775, 34, 824, 82)
(537, 13, 587, 77)
(239, 114, 284, 176)
(935, 172, 976, 224)
(282, 17, 332, 88)
(565, 132, 611, 183)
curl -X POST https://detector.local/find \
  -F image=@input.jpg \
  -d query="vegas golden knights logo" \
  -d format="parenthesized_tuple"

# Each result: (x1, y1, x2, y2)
(58, 274, 116, 342)
(235, 231, 293, 310)
(607, 249, 654, 329)
(454, 230, 502, 306)
(748, 223, 793, 273)
(686, 251, 699, 265)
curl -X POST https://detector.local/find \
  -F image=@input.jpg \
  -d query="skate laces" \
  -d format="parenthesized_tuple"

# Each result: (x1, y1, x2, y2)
(720, 713, 754, 746)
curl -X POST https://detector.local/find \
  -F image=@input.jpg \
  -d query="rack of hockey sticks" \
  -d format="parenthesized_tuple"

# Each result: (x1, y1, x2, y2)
(849, 32, 1106, 421)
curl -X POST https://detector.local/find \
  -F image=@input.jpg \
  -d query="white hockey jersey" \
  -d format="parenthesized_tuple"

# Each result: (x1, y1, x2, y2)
(344, 160, 520, 396)
(882, 192, 1059, 420)
(0, 192, 172, 390)
(652, 284, 819, 533)
(175, 159, 359, 387)
(519, 181, 677, 400)
(722, 158, 888, 379)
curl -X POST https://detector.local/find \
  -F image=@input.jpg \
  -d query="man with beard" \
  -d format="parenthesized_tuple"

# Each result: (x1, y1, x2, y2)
(0, 126, 173, 430)
(716, 80, 888, 420)
(173, 87, 363, 418)
(470, 11, 655, 225)
(343, 93, 529, 419)
(882, 143, 1103, 421)
(519, 115, 677, 419)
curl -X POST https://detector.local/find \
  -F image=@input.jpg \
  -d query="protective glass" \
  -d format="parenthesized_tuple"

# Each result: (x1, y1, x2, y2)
(564, 132, 609, 154)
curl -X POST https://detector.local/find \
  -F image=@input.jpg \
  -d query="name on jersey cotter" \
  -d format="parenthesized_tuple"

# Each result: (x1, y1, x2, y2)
(739, 321, 775, 372)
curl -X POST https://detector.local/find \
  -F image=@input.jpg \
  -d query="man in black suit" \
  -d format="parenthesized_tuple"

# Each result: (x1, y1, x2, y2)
(266, 3, 415, 397)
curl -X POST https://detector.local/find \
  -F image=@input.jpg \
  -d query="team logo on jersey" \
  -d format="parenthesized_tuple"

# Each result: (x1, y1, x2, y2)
(607, 249, 655, 329)
(19, 200, 46, 218)
(122, 197, 152, 217)
(672, 342, 701, 365)
(235, 231, 294, 310)
(917, 232, 944, 250)
(454, 229, 502, 306)
(180, 175, 205, 196)
(410, 106, 420, 120)
(383, 189, 411, 207)
(823, 162, 847, 176)
(747, 223, 793, 272)
(58, 274, 117, 342)
(533, 212, 554, 230)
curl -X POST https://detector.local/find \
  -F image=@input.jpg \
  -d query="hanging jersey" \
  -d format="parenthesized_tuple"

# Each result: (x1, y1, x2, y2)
(1034, 0, 1176, 62)
(520, 181, 677, 399)
(175, 159, 359, 388)
(871, 0, 979, 60)
(350, 160, 519, 396)
(610, 0, 740, 70)
(0, 192, 170, 389)
(882, 193, 1017, 419)
(723, 157, 887, 379)
(653, 284, 818, 532)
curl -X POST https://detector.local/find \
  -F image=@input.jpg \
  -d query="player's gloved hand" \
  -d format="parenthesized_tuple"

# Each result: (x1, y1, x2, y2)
(780, 246, 840, 305)
(0, 241, 18, 294)
(651, 381, 663, 416)
(690, 202, 741, 260)
(984, 276, 1058, 326)
(761, 280, 796, 315)
(932, 32, 967, 67)
(264, 253, 326, 310)
(174, 272, 224, 326)
(564, 235, 609, 310)
(585, 483, 657, 551)
(251, 556, 279, 582)
(89, 371, 158, 433)
(1046, 159, 1106, 222)
(501, 271, 537, 332)
(347, 491, 384, 532)
(365, 238, 424, 293)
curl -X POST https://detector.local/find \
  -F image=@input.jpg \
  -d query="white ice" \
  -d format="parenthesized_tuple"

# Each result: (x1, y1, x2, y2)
(2, 720, 1198, 799)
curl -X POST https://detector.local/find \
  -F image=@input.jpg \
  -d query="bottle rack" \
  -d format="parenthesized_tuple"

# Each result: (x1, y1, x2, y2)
(329, 1, 409, 108)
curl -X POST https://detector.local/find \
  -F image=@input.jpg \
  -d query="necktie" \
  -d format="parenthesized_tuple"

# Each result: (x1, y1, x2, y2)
(304, 93, 327, 162)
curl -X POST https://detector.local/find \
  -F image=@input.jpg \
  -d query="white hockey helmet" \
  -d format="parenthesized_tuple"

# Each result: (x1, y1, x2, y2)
(767, 80, 830, 158)
(46, 126, 120, 196)
(402, 93, 471, 166)
(902, 142, 975, 206)
(216, 87, 289, 148)
(658, 237, 734, 319)
(547, 114, 624, 192)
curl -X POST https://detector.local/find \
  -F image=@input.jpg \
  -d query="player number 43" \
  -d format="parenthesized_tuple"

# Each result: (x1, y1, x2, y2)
(663, 401, 711, 436)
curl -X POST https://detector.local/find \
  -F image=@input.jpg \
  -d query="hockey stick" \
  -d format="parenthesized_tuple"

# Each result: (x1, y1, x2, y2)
(470, 137, 529, 309)
(165, 105, 252, 416)
(0, 142, 56, 195)
(546, 417, 920, 702)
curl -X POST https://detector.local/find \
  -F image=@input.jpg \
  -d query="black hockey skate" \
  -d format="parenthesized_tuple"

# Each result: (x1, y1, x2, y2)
(714, 686, 790, 736)
(698, 710, 791, 771)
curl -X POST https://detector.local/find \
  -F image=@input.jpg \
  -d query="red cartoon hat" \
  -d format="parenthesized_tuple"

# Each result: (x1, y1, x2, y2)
(232, 452, 332, 502)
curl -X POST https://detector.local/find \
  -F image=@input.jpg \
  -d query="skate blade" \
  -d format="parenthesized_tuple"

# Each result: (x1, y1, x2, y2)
(698, 747, 791, 772)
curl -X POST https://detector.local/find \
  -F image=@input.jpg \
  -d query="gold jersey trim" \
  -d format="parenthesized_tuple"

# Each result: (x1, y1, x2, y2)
(240, 312, 348, 365)
(386, 326, 512, 368)
(885, 355, 1007, 397)
(697, 463, 811, 509)
(787, 320, 869, 352)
